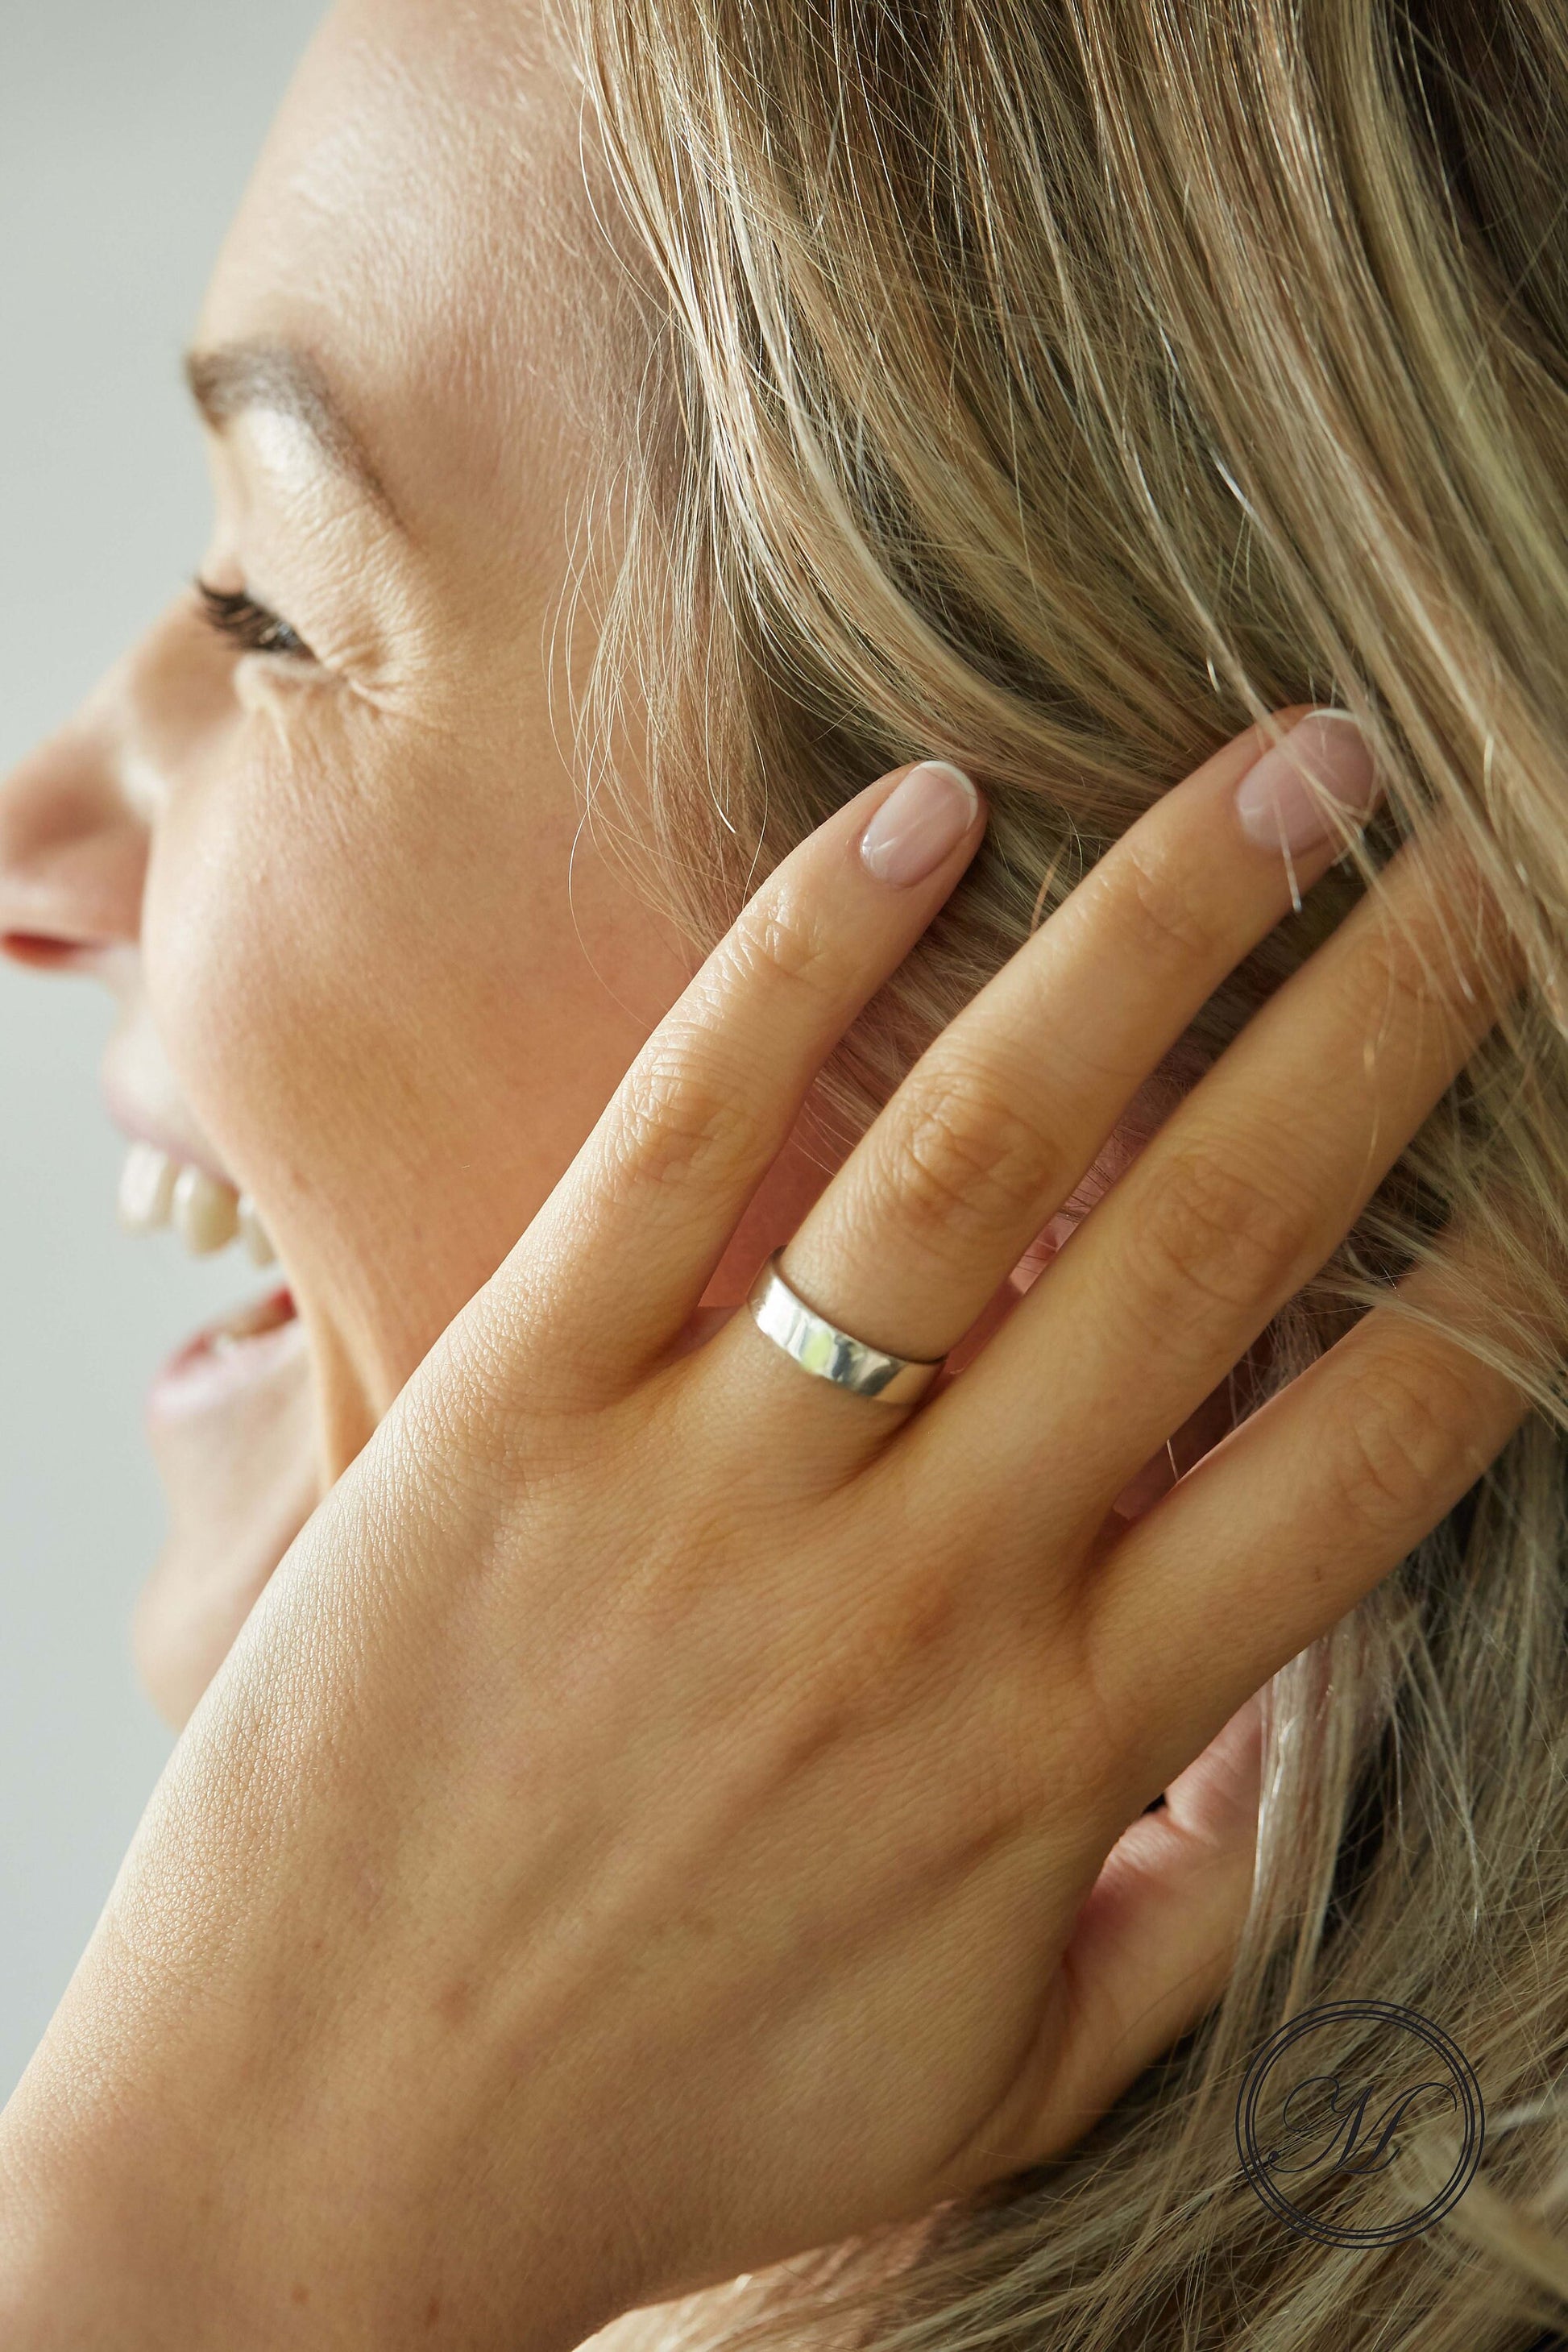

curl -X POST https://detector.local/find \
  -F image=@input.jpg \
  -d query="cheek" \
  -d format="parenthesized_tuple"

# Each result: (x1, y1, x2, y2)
(142, 718, 401, 1178)
(137, 705, 596, 1388)
(143, 710, 503, 1307)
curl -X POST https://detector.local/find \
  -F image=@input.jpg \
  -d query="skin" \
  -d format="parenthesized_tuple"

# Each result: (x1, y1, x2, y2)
(0, 2, 1532, 2346)
(0, 0, 1206, 1735)
(2, 0, 801, 1726)
(0, 718, 1526, 2348)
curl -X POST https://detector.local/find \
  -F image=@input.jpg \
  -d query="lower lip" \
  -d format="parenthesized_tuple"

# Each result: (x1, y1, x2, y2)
(147, 1286, 303, 1425)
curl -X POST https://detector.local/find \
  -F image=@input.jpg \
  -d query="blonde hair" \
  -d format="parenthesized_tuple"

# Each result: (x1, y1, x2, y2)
(547, 0, 1568, 2343)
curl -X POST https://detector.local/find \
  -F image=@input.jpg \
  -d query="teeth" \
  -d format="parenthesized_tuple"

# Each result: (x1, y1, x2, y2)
(172, 1165, 240, 1256)
(118, 1143, 281, 1267)
(118, 1143, 177, 1234)
(238, 1194, 278, 1268)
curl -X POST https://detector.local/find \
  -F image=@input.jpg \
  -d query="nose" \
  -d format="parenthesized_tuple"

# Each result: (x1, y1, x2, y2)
(0, 718, 147, 974)
(0, 603, 194, 977)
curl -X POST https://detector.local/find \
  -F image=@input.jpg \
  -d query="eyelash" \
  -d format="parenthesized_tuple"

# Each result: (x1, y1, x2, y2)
(194, 579, 315, 662)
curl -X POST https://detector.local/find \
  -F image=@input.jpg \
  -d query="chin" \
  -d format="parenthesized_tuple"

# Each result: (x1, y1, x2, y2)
(137, 1300, 321, 1729)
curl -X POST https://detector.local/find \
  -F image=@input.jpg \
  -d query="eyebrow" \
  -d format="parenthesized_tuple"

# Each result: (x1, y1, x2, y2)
(184, 338, 400, 525)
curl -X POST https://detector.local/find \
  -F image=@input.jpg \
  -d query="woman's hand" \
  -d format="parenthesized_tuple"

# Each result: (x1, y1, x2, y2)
(0, 715, 1534, 2352)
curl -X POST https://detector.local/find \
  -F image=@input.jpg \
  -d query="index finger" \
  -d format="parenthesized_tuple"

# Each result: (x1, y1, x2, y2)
(496, 755, 988, 1395)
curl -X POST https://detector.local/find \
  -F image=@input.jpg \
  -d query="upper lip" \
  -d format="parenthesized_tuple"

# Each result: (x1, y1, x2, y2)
(100, 1074, 242, 1196)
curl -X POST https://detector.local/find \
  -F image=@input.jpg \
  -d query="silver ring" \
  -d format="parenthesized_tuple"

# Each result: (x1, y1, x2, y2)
(745, 1249, 947, 1405)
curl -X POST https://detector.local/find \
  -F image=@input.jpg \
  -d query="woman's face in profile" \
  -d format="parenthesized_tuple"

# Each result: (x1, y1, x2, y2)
(0, 0, 730, 1724)
(0, 0, 1189, 1732)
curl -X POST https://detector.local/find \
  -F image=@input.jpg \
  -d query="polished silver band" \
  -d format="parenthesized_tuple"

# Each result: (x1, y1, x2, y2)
(745, 1249, 947, 1405)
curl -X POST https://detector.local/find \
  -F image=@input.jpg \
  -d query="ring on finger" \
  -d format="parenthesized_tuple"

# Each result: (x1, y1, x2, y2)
(745, 1250, 948, 1404)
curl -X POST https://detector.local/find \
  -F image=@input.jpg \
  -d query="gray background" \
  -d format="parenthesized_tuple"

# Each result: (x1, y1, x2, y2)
(1, 0, 325, 2103)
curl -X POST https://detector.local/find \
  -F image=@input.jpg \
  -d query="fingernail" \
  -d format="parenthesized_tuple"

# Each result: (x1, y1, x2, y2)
(858, 761, 981, 886)
(1234, 711, 1381, 857)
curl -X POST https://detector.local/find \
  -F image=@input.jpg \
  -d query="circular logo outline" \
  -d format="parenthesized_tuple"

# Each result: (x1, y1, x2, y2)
(1234, 1998, 1484, 2246)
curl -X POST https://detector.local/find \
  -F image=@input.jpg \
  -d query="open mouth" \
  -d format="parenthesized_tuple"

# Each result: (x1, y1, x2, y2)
(113, 1141, 306, 1421)
(147, 1283, 304, 1424)
(118, 1139, 279, 1267)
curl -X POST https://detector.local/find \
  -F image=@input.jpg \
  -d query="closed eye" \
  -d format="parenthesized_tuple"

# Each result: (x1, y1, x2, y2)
(194, 578, 315, 662)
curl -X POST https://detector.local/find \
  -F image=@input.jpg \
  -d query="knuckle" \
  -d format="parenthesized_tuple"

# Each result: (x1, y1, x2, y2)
(884, 1061, 1057, 1242)
(609, 1039, 761, 1193)
(729, 877, 840, 994)
(1131, 1147, 1305, 1317)
(1328, 1350, 1479, 1529)
(1345, 907, 1468, 1034)
(1110, 836, 1228, 968)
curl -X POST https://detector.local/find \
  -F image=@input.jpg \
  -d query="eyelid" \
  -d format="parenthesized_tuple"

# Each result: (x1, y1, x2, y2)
(193, 575, 317, 663)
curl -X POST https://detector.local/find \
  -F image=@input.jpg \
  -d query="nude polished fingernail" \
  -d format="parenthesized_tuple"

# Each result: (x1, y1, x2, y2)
(1234, 711, 1381, 856)
(858, 761, 981, 886)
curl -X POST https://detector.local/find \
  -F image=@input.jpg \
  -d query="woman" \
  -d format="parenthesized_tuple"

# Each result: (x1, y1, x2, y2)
(2, 0, 1566, 2344)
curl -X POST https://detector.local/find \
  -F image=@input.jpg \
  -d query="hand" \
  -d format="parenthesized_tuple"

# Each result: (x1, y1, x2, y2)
(0, 713, 1534, 2351)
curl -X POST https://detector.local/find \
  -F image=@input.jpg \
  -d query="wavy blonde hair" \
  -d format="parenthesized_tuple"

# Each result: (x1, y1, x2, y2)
(545, 0, 1568, 2344)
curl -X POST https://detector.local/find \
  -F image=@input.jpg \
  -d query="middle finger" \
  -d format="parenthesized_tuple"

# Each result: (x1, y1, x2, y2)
(919, 811, 1517, 1531)
(745, 708, 1374, 1398)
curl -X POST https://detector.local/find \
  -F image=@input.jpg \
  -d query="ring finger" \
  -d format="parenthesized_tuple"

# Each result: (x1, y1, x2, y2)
(716, 707, 1379, 1446)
